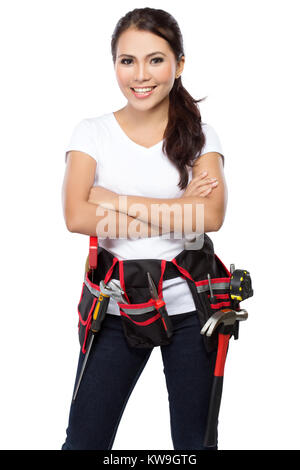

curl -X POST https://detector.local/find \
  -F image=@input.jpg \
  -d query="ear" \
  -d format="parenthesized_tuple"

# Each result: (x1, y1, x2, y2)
(176, 55, 185, 78)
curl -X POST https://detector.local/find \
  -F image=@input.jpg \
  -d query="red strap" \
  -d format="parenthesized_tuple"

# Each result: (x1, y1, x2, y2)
(119, 260, 131, 304)
(78, 295, 97, 326)
(196, 277, 231, 287)
(120, 310, 161, 326)
(158, 260, 166, 298)
(210, 301, 231, 309)
(89, 237, 98, 269)
(171, 258, 194, 282)
(82, 313, 93, 354)
(104, 256, 118, 284)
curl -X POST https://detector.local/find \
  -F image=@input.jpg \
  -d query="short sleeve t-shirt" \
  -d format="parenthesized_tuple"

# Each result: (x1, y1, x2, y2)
(65, 112, 224, 315)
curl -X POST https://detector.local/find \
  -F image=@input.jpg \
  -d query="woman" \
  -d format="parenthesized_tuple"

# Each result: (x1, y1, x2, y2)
(61, 7, 227, 450)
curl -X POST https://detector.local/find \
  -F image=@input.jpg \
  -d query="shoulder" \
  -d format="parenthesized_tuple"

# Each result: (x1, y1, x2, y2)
(201, 122, 221, 141)
(70, 112, 113, 147)
(65, 113, 112, 164)
(198, 122, 224, 164)
(79, 112, 112, 132)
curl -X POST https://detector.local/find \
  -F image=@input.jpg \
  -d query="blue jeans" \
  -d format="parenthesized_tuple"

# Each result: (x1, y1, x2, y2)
(61, 310, 217, 450)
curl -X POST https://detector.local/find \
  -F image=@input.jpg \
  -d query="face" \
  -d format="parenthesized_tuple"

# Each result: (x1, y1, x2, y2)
(114, 28, 185, 110)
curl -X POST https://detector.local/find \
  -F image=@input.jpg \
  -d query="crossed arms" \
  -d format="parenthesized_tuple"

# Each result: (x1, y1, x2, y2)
(62, 150, 227, 239)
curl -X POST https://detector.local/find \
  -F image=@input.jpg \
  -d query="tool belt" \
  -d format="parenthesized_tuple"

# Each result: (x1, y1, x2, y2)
(77, 234, 234, 352)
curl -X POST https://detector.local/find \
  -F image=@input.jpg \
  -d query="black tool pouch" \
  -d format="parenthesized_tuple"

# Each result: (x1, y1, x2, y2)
(117, 259, 173, 349)
(173, 237, 233, 353)
(118, 287, 173, 349)
(77, 280, 98, 353)
(79, 252, 174, 350)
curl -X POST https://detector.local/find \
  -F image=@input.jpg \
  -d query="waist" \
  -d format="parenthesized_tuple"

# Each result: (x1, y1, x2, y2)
(98, 237, 188, 262)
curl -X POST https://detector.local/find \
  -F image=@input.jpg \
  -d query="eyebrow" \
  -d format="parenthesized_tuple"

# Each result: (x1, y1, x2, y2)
(117, 51, 167, 59)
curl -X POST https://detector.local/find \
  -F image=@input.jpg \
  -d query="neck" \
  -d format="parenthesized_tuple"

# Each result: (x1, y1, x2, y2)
(121, 99, 169, 128)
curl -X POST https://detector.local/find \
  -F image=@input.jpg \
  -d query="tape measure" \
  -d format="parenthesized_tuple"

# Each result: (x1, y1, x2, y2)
(230, 269, 253, 302)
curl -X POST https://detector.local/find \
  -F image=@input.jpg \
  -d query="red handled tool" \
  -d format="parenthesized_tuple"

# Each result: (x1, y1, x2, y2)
(201, 309, 247, 447)
(147, 272, 173, 339)
(200, 267, 253, 447)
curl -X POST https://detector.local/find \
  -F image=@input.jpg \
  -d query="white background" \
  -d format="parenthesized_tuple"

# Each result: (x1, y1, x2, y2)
(1, 0, 299, 450)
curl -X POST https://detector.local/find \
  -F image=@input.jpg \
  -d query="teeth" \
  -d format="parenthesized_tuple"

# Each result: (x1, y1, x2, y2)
(133, 87, 155, 93)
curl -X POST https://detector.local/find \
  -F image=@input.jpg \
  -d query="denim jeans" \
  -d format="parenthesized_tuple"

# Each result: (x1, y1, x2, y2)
(61, 310, 217, 450)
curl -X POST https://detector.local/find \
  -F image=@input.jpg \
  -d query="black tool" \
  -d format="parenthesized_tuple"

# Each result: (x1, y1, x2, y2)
(72, 283, 110, 402)
(207, 273, 218, 305)
(147, 272, 173, 339)
(230, 268, 253, 309)
(201, 308, 248, 447)
(230, 266, 253, 338)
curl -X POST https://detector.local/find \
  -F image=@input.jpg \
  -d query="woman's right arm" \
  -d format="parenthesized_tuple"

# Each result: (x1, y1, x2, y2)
(61, 151, 161, 238)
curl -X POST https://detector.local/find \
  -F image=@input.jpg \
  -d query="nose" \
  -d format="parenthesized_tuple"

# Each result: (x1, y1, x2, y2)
(134, 62, 151, 83)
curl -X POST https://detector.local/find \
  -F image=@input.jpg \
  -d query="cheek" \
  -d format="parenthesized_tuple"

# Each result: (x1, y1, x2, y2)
(155, 63, 174, 84)
(115, 67, 131, 87)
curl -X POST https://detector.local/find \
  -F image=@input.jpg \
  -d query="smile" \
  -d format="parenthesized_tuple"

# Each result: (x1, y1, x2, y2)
(130, 86, 157, 98)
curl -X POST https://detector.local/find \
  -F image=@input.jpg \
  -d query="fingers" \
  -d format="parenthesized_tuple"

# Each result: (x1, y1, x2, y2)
(181, 171, 219, 199)
(199, 186, 212, 197)
(193, 179, 219, 198)
(201, 186, 214, 197)
(195, 175, 218, 187)
(201, 180, 218, 190)
(194, 178, 218, 195)
(200, 182, 218, 196)
(189, 170, 218, 187)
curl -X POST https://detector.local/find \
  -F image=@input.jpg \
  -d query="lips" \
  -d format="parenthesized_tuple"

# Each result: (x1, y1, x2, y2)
(130, 86, 158, 99)
(130, 86, 157, 91)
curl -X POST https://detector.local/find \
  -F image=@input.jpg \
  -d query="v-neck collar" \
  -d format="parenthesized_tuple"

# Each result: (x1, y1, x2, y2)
(110, 112, 164, 151)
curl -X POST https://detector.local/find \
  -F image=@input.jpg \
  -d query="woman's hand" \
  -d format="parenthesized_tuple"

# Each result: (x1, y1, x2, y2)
(181, 171, 218, 198)
(88, 186, 118, 208)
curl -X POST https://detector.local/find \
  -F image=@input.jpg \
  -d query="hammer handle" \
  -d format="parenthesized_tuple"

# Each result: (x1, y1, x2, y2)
(214, 334, 230, 376)
(203, 333, 230, 448)
(203, 376, 224, 447)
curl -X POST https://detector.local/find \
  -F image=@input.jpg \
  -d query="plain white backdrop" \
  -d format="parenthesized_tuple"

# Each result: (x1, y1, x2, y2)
(1, 0, 299, 450)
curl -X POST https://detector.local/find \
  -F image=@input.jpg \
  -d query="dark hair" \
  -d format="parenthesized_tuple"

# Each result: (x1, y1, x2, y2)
(111, 7, 207, 191)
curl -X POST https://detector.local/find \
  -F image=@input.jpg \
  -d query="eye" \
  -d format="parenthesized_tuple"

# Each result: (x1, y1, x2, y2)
(151, 57, 164, 64)
(120, 58, 133, 65)
(120, 57, 164, 65)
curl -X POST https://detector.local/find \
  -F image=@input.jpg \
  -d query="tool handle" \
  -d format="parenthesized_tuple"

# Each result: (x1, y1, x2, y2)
(207, 273, 218, 305)
(203, 333, 230, 447)
(203, 376, 224, 447)
(155, 299, 173, 339)
(209, 294, 219, 305)
(91, 293, 110, 333)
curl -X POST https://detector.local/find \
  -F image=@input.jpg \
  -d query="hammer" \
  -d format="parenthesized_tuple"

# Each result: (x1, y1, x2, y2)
(200, 308, 248, 447)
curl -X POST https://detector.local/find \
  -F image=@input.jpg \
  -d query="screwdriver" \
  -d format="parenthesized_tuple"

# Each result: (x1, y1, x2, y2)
(72, 287, 110, 402)
(147, 272, 173, 339)
(207, 273, 218, 305)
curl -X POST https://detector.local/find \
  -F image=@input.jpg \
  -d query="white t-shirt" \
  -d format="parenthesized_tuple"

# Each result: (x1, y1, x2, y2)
(65, 112, 224, 316)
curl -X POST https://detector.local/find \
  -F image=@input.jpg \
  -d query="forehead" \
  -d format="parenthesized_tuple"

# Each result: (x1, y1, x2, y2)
(116, 28, 173, 57)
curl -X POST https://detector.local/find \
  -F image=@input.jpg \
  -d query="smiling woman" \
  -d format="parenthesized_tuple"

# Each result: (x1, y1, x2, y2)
(130, 85, 157, 98)
(62, 6, 228, 452)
